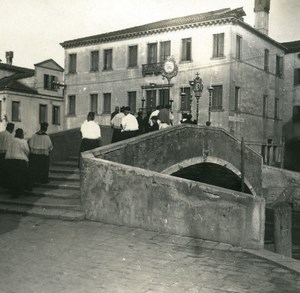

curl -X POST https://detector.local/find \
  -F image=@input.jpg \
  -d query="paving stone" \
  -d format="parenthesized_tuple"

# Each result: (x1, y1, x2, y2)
(0, 214, 299, 293)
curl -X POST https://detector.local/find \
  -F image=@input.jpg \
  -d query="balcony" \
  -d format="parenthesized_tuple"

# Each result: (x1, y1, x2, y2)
(142, 62, 163, 76)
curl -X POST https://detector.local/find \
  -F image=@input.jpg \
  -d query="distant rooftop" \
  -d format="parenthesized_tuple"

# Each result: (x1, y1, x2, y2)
(281, 40, 300, 53)
(60, 7, 246, 49)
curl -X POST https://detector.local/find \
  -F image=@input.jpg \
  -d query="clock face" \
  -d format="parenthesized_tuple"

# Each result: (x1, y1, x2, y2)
(164, 61, 175, 73)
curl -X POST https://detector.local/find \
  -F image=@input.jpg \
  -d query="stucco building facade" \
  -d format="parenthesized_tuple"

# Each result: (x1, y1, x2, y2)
(60, 3, 284, 166)
(0, 56, 64, 138)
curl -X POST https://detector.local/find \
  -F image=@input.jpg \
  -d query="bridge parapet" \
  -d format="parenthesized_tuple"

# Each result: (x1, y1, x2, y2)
(91, 124, 262, 196)
(80, 125, 265, 249)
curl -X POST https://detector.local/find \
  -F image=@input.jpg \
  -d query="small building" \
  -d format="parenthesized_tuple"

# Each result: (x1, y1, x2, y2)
(60, 2, 284, 166)
(0, 54, 64, 138)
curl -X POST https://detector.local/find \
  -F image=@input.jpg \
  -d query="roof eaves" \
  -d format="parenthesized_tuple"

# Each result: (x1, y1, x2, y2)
(60, 7, 245, 49)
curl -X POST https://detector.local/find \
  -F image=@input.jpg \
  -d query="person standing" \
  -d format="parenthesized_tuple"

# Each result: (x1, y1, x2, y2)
(111, 107, 125, 143)
(28, 122, 53, 184)
(120, 106, 139, 140)
(79, 112, 101, 153)
(0, 122, 15, 187)
(5, 128, 31, 196)
(110, 106, 119, 121)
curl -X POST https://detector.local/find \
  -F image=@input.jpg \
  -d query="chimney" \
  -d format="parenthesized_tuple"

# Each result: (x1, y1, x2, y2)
(254, 0, 270, 35)
(5, 51, 14, 65)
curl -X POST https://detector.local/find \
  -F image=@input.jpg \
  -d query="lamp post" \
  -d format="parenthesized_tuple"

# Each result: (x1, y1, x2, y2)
(150, 82, 156, 111)
(180, 92, 186, 114)
(206, 85, 213, 126)
(189, 73, 204, 124)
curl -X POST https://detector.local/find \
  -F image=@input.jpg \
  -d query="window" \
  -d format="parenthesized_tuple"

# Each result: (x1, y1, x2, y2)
(103, 93, 111, 114)
(276, 55, 283, 78)
(234, 86, 240, 111)
(128, 91, 137, 113)
(128, 45, 138, 67)
(180, 87, 191, 112)
(264, 49, 269, 72)
(44, 74, 56, 90)
(146, 89, 156, 111)
(12, 101, 20, 121)
(69, 53, 77, 73)
(160, 41, 171, 62)
(274, 97, 279, 119)
(68, 95, 76, 115)
(52, 105, 60, 125)
(213, 33, 224, 58)
(293, 106, 300, 122)
(211, 85, 223, 110)
(236, 35, 242, 60)
(159, 88, 170, 107)
(39, 104, 48, 123)
(181, 38, 192, 61)
(90, 94, 98, 113)
(263, 95, 268, 117)
(294, 68, 300, 85)
(91, 51, 99, 71)
(103, 49, 113, 70)
(147, 43, 157, 64)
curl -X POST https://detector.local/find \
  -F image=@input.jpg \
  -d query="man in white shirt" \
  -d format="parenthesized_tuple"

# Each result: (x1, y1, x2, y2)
(121, 106, 139, 140)
(80, 112, 101, 153)
(111, 106, 125, 143)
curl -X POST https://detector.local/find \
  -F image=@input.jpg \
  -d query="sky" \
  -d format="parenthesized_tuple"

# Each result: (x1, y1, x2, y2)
(1, 0, 300, 69)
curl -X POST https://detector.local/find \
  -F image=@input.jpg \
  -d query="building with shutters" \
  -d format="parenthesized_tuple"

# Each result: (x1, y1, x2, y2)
(60, 2, 285, 166)
(0, 55, 64, 137)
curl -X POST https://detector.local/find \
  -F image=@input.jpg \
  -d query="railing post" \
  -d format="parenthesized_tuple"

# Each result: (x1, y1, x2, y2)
(273, 202, 292, 257)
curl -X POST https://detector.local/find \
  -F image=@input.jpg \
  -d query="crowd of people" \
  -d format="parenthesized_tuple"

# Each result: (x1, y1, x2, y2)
(0, 122, 53, 196)
(110, 105, 196, 143)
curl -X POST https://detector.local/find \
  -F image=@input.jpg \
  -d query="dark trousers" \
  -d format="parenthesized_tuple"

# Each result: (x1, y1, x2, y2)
(6, 159, 31, 195)
(120, 130, 139, 141)
(29, 154, 50, 184)
(79, 138, 101, 167)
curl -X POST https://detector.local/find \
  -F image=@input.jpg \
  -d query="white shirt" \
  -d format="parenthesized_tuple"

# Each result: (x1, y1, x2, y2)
(5, 137, 30, 162)
(111, 112, 125, 129)
(121, 114, 139, 131)
(0, 130, 14, 153)
(80, 120, 101, 139)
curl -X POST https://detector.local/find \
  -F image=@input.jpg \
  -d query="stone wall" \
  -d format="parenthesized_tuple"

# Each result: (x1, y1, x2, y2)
(50, 125, 112, 163)
(81, 153, 265, 249)
(92, 125, 262, 196)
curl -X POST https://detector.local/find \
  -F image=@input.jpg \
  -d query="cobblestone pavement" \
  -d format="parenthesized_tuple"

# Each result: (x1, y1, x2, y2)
(0, 214, 299, 293)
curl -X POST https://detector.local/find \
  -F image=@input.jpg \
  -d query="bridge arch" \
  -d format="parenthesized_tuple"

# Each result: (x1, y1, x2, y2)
(161, 156, 257, 196)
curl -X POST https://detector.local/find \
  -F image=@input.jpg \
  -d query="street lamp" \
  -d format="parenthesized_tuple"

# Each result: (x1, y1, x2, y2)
(189, 73, 203, 124)
(206, 85, 213, 126)
(180, 91, 186, 114)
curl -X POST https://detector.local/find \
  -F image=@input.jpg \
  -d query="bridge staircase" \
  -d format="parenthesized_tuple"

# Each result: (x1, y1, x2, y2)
(0, 156, 85, 221)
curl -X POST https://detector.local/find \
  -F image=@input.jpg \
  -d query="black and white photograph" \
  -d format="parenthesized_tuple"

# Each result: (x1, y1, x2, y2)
(0, 0, 299, 292)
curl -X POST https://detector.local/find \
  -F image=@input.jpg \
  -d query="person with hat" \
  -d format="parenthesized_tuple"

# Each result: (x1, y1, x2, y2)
(120, 106, 139, 140)
(28, 122, 53, 184)
(110, 106, 125, 143)
(0, 122, 15, 187)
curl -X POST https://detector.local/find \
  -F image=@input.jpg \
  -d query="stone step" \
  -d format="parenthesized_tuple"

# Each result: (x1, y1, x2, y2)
(29, 187, 80, 199)
(0, 193, 80, 211)
(0, 203, 85, 221)
(52, 161, 78, 168)
(37, 181, 79, 190)
(49, 172, 79, 182)
(50, 166, 79, 174)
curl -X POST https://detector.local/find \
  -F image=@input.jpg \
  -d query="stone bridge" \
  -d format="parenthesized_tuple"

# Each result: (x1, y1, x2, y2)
(80, 125, 265, 249)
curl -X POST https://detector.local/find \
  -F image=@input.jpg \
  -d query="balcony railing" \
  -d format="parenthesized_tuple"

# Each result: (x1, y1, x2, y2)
(142, 62, 163, 76)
